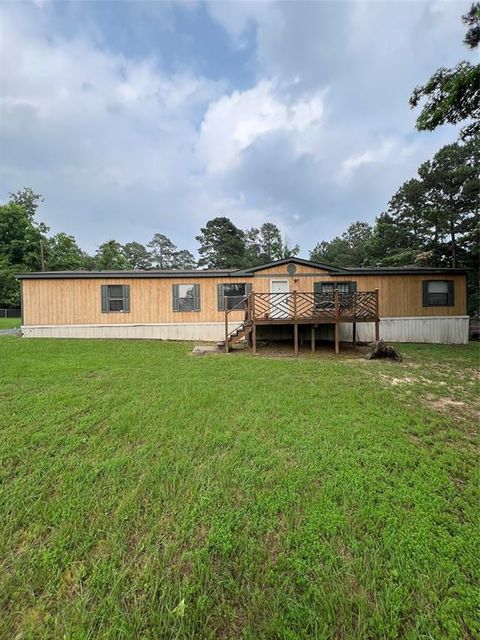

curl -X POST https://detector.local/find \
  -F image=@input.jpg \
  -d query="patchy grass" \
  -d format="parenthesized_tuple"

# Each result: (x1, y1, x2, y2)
(372, 343, 480, 427)
(0, 338, 478, 639)
(0, 317, 21, 329)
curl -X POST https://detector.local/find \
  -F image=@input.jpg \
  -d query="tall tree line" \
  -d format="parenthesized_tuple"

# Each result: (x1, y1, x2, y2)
(195, 217, 298, 269)
(312, 4, 480, 312)
(311, 136, 478, 270)
(0, 191, 297, 307)
(1, 5, 477, 311)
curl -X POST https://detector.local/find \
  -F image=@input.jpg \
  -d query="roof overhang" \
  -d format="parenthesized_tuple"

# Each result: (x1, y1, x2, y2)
(342, 267, 468, 276)
(15, 257, 346, 280)
(16, 270, 244, 280)
(16, 257, 467, 280)
(236, 256, 347, 274)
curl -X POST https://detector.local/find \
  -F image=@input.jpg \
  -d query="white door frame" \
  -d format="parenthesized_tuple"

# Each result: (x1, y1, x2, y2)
(270, 279, 290, 318)
(270, 279, 289, 293)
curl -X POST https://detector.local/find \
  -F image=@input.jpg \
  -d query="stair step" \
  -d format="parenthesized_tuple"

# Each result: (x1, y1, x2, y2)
(218, 323, 253, 349)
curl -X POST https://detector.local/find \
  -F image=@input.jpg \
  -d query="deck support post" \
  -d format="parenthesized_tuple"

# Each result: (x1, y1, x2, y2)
(311, 325, 316, 353)
(334, 288, 340, 355)
(335, 321, 340, 355)
(250, 294, 256, 353)
(375, 320, 380, 341)
(293, 290, 298, 356)
(224, 296, 229, 354)
(352, 322, 357, 346)
(374, 288, 380, 341)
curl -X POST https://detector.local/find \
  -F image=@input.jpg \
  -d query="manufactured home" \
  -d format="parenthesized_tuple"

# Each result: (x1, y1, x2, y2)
(17, 257, 469, 352)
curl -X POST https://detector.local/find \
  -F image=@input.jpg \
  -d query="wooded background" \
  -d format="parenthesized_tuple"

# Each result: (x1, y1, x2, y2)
(1, 5, 478, 312)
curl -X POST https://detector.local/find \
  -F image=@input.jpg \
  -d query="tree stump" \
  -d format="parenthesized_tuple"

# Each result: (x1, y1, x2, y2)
(366, 340, 402, 361)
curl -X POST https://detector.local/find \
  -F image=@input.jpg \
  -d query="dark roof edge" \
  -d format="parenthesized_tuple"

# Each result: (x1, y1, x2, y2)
(16, 263, 468, 280)
(342, 267, 468, 275)
(15, 257, 345, 279)
(238, 256, 347, 274)
(16, 270, 243, 280)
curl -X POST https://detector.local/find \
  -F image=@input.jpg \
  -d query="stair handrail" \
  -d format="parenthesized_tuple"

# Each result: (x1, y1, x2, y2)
(224, 293, 252, 352)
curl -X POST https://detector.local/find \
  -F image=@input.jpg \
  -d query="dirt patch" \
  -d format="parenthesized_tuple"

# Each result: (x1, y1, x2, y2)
(264, 513, 288, 565)
(381, 374, 449, 387)
(374, 358, 480, 428)
(426, 396, 466, 411)
(382, 375, 417, 386)
(246, 342, 370, 360)
(422, 393, 480, 426)
(423, 361, 479, 381)
(59, 562, 87, 598)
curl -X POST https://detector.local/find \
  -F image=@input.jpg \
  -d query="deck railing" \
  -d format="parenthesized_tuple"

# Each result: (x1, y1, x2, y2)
(223, 290, 380, 354)
(244, 290, 379, 322)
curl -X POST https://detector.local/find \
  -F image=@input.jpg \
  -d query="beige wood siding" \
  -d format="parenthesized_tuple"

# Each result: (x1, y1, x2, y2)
(251, 266, 467, 317)
(21, 268, 467, 326)
(22, 277, 251, 326)
(332, 274, 466, 317)
(251, 264, 330, 276)
(251, 264, 331, 295)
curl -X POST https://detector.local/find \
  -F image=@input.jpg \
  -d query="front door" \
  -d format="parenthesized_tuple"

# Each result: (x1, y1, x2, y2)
(270, 279, 290, 318)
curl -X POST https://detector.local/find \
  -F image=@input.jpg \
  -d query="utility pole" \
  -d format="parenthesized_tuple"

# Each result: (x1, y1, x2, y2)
(40, 239, 45, 272)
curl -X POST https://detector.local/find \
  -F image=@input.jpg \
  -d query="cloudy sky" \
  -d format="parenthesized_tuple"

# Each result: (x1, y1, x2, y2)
(0, 0, 474, 256)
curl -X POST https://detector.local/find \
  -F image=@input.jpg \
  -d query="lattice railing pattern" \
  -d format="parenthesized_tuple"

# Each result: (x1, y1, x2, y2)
(253, 293, 294, 320)
(350, 291, 377, 318)
(249, 291, 378, 321)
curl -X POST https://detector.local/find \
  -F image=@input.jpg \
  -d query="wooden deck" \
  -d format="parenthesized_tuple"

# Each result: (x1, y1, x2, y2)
(224, 290, 380, 355)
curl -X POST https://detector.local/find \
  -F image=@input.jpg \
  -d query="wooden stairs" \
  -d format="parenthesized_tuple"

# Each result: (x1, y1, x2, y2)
(218, 321, 252, 351)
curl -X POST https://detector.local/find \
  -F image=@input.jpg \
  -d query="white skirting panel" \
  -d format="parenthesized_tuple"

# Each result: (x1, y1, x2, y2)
(21, 322, 242, 342)
(339, 316, 469, 345)
(21, 316, 469, 344)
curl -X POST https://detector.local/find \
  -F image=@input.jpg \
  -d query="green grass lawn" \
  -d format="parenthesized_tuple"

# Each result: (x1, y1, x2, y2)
(0, 338, 479, 639)
(0, 317, 21, 329)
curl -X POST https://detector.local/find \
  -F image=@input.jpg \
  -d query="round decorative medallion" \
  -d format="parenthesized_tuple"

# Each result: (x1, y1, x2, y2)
(287, 263, 297, 275)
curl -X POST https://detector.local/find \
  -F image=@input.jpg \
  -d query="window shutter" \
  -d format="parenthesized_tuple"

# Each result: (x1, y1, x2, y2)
(101, 285, 108, 313)
(350, 281, 357, 293)
(193, 284, 200, 311)
(217, 284, 225, 311)
(123, 285, 130, 312)
(245, 283, 252, 295)
(447, 280, 455, 306)
(422, 281, 429, 307)
(173, 285, 180, 311)
(313, 282, 321, 294)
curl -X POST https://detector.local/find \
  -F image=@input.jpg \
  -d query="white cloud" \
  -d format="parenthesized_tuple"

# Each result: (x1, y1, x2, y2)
(0, 5, 225, 249)
(1, 4, 298, 252)
(341, 137, 416, 175)
(0, 0, 473, 255)
(198, 80, 325, 172)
